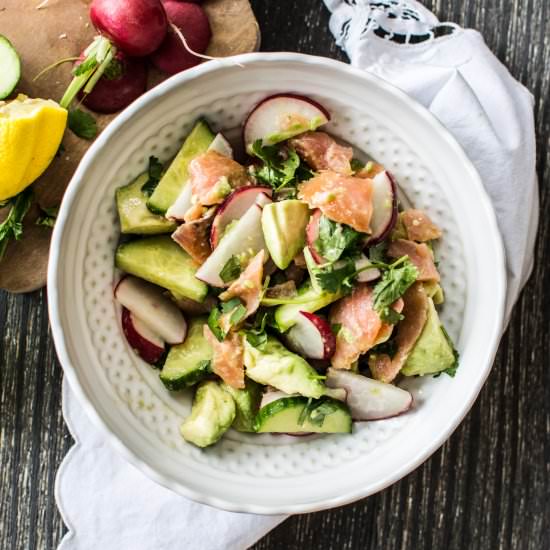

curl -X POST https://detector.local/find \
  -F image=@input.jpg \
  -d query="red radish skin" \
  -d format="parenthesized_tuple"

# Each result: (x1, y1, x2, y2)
(243, 93, 330, 149)
(90, 0, 168, 57)
(121, 308, 165, 364)
(77, 52, 148, 114)
(210, 186, 273, 249)
(305, 209, 325, 264)
(285, 311, 336, 360)
(151, 1, 211, 75)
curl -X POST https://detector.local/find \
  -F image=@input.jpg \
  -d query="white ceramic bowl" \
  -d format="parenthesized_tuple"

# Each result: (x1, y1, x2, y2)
(48, 53, 506, 514)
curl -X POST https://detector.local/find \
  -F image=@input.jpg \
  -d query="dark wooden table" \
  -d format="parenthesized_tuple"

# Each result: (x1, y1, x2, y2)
(1, 1, 548, 548)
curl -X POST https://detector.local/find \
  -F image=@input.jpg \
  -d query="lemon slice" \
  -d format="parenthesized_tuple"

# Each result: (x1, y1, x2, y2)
(0, 95, 67, 201)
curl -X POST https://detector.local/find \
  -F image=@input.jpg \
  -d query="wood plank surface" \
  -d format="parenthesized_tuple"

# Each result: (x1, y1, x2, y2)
(1, 1, 548, 549)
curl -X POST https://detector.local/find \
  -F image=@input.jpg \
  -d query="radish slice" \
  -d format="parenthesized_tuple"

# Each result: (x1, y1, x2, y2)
(115, 276, 187, 344)
(285, 311, 336, 360)
(366, 170, 398, 246)
(355, 254, 381, 283)
(195, 198, 272, 287)
(165, 132, 233, 221)
(208, 133, 233, 158)
(326, 368, 413, 420)
(121, 308, 166, 365)
(305, 209, 326, 264)
(243, 93, 330, 150)
(210, 186, 273, 248)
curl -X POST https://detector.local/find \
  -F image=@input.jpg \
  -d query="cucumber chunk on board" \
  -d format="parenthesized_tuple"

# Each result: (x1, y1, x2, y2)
(115, 236, 208, 302)
(0, 35, 21, 99)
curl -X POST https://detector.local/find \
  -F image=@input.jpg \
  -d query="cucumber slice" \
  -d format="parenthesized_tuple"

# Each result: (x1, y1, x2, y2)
(147, 119, 215, 214)
(0, 35, 21, 99)
(222, 379, 262, 432)
(180, 380, 236, 448)
(116, 173, 176, 234)
(254, 396, 352, 434)
(160, 317, 212, 390)
(115, 236, 208, 302)
(273, 281, 343, 332)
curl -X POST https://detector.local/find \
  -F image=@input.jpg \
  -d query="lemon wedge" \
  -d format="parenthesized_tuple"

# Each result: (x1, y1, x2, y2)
(0, 94, 67, 201)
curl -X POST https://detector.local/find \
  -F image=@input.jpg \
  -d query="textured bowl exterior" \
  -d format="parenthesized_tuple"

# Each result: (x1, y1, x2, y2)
(48, 53, 506, 514)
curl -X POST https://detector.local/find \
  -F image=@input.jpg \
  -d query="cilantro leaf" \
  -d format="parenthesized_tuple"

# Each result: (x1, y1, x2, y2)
(219, 255, 242, 283)
(380, 308, 404, 325)
(221, 297, 242, 314)
(250, 140, 305, 190)
(298, 397, 340, 427)
(368, 242, 389, 264)
(68, 109, 97, 140)
(372, 256, 418, 322)
(207, 308, 225, 342)
(350, 158, 365, 173)
(439, 325, 460, 377)
(245, 310, 270, 349)
(0, 189, 33, 260)
(315, 215, 363, 262)
(310, 257, 357, 294)
(141, 156, 164, 197)
(35, 205, 59, 228)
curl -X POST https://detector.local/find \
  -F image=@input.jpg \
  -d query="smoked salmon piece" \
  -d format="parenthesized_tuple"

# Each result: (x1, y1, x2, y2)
(329, 284, 384, 370)
(219, 250, 265, 319)
(298, 171, 373, 233)
(171, 208, 215, 264)
(400, 209, 442, 242)
(189, 150, 249, 207)
(289, 131, 353, 174)
(388, 239, 440, 282)
(204, 326, 245, 389)
(369, 283, 429, 383)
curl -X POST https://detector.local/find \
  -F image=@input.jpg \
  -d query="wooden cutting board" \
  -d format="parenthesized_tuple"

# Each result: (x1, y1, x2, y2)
(0, 0, 260, 293)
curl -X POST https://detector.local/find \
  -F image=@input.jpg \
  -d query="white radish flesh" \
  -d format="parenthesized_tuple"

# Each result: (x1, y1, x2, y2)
(326, 368, 413, 420)
(115, 276, 187, 344)
(366, 170, 398, 246)
(285, 311, 336, 360)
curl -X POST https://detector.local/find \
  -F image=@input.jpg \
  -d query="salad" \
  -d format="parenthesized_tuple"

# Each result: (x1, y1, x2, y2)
(113, 93, 458, 448)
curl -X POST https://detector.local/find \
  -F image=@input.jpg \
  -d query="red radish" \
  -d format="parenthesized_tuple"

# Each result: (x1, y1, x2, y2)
(165, 132, 233, 221)
(243, 93, 330, 150)
(115, 276, 187, 344)
(305, 209, 325, 263)
(326, 368, 413, 421)
(284, 311, 336, 360)
(121, 308, 165, 364)
(196, 196, 272, 287)
(150, 1, 211, 75)
(365, 171, 398, 246)
(77, 52, 147, 114)
(210, 186, 273, 248)
(90, 0, 168, 56)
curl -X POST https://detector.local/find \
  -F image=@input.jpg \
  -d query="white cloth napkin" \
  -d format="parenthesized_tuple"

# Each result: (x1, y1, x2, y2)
(56, 1, 539, 548)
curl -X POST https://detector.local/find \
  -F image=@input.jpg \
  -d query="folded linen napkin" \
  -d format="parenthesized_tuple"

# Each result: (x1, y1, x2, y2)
(56, 1, 538, 548)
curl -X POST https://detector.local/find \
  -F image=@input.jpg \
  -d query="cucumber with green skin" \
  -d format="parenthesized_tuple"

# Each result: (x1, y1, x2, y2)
(254, 396, 352, 434)
(116, 173, 176, 235)
(115, 236, 208, 302)
(0, 35, 21, 99)
(147, 119, 215, 215)
(160, 317, 212, 391)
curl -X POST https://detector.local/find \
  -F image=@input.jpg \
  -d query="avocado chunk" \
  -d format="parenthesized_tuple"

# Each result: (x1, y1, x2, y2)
(160, 317, 212, 391)
(180, 380, 236, 448)
(244, 335, 326, 398)
(115, 236, 208, 302)
(261, 200, 310, 270)
(147, 119, 215, 214)
(272, 281, 343, 332)
(116, 173, 177, 235)
(423, 281, 445, 305)
(222, 379, 262, 432)
(401, 298, 457, 376)
(255, 396, 352, 434)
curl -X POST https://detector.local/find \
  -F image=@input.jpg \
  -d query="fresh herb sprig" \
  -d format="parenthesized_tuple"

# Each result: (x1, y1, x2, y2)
(0, 189, 33, 261)
(35, 205, 59, 228)
(315, 215, 363, 262)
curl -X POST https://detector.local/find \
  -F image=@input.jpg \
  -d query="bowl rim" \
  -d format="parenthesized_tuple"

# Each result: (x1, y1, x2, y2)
(48, 51, 506, 514)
